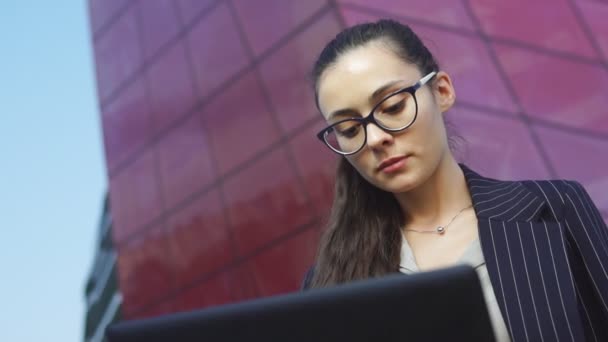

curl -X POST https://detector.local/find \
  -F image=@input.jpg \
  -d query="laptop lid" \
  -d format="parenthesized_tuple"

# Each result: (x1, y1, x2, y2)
(107, 265, 495, 342)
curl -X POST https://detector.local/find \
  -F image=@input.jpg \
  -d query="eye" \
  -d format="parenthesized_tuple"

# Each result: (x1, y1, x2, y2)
(381, 100, 405, 115)
(336, 124, 361, 138)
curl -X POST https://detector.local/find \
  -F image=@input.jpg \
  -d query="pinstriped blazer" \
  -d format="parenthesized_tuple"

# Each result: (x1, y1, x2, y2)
(301, 164, 608, 342)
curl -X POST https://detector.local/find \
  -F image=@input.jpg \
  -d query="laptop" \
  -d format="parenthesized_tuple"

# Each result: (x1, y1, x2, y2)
(106, 265, 495, 341)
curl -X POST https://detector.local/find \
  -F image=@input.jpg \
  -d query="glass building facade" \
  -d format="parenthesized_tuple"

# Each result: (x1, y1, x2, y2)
(88, 0, 608, 322)
(84, 196, 122, 342)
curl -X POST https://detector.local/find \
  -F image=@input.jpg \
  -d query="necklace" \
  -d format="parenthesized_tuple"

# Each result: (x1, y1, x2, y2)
(404, 204, 473, 235)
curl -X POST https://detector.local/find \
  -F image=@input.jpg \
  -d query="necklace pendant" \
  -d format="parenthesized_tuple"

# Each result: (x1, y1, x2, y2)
(436, 226, 445, 234)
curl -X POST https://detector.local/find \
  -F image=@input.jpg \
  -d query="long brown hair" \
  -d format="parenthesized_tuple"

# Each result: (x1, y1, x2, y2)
(309, 19, 446, 288)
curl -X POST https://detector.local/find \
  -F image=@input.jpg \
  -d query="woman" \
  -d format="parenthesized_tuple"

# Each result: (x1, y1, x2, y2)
(301, 19, 608, 342)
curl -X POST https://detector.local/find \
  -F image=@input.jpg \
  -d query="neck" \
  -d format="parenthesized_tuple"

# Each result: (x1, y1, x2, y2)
(394, 156, 472, 229)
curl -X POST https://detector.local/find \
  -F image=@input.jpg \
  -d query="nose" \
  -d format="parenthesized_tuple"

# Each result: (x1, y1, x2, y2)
(365, 123, 393, 149)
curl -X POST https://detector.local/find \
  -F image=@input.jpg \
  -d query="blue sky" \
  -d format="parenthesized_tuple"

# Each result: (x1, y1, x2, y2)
(0, 1, 105, 341)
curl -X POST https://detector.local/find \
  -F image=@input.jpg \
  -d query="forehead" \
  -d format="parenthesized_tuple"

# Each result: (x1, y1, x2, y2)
(317, 42, 420, 117)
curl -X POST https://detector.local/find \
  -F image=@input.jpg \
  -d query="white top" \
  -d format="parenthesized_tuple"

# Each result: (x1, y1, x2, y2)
(399, 237, 511, 342)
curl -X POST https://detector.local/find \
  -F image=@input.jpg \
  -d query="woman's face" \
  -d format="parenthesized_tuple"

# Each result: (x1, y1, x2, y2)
(316, 41, 456, 194)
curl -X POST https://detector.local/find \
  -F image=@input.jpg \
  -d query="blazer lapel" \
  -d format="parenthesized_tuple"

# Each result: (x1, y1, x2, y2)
(461, 165, 584, 342)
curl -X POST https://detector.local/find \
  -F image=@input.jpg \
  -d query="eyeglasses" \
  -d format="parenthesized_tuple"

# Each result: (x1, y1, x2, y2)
(316, 71, 437, 155)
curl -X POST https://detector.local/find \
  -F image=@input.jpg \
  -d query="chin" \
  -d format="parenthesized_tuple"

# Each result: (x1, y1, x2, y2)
(370, 171, 421, 194)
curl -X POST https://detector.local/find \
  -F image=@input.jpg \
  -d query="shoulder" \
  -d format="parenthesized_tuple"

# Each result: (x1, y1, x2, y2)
(519, 179, 590, 221)
(519, 178, 579, 197)
(519, 178, 588, 200)
(520, 178, 605, 222)
(519, 179, 585, 220)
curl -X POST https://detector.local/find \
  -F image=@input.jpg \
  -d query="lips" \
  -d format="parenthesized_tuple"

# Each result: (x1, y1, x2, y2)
(377, 155, 408, 172)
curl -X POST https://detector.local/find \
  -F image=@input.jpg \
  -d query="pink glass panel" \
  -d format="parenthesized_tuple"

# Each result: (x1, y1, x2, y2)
(258, 13, 341, 133)
(109, 147, 163, 242)
(248, 227, 320, 297)
(101, 78, 152, 172)
(338, 0, 476, 31)
(469, 0, 597, 58)
(174, 265, 258, 313)
(575, 0, 608, 61)
(117, 224, 174, 316)
(165, 189, 235, 289)
(94, 5, 141, 102)
(495, 44, 608, 134)
(145, 40, 198, 134)
(157, 114, 216, 210)
(449, 105, 551, 180)
(175, 0, 218, 27)
(231, 0, 328, 56)
(186, 3, 249, 99)
(202, 72, 280, 175)
(137, 0, 180, 61)
(287, 118, 338, 217)
(222, 148, 315, 256)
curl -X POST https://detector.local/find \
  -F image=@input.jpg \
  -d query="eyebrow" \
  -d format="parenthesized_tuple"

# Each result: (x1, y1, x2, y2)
(370, 80, 402, 102)
(327, 80, 403, 121)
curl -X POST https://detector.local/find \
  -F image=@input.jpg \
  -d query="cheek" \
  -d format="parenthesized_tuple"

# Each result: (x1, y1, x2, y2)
(409, 108, 445, 147)
(346, 153, 368, 173)
(346, 152, 377, 183)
